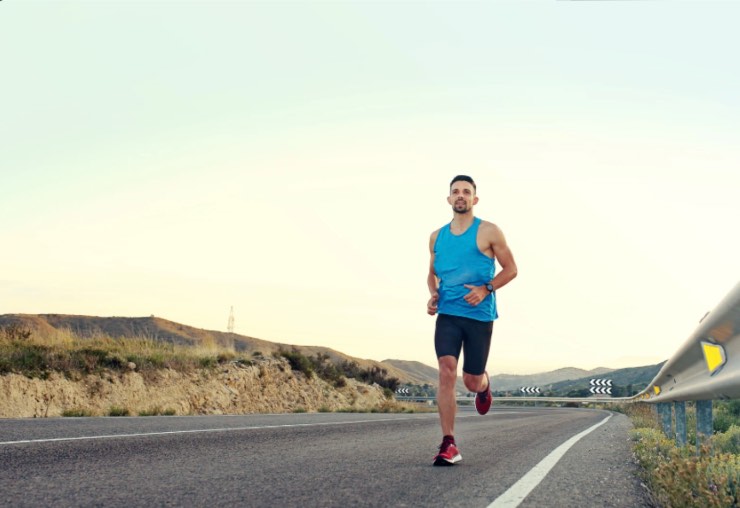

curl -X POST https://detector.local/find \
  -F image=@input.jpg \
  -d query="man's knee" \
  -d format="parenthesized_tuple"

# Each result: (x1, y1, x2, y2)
(463, 372, 486, 392)
(438, 356, 457, 386)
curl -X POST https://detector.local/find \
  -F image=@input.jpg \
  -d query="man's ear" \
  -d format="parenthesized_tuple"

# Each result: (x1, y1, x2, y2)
(473, 196, 479, 205)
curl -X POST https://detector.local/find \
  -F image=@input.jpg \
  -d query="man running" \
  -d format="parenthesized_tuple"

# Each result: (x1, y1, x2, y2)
(428, 175, 518, 466)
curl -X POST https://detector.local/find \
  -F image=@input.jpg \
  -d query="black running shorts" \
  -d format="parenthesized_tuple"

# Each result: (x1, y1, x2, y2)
(434, 313, 493, 376)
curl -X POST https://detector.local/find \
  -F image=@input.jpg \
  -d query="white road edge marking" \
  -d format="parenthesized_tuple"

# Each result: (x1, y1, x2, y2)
(0, 413, 482, 446)
(488, 414, 612, 508)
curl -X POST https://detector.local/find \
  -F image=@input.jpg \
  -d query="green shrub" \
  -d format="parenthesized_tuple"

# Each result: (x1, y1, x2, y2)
(713, 425, 740, 455)
(108, 406, 130, 417)
(651, 448, 739, 507)
(199, 357, 217, 368)
(278, 349, 314, 378)
(714, 400, 740, 434)
(62, 408, 94, 417)
(338, 360, 399, 392)
(217, 352, 235, 364)
(631, 427, 676, 472)
(139, 406, 178, 416)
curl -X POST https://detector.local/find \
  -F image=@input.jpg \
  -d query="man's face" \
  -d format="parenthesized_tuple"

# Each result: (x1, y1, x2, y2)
(447, 181, 478, 214)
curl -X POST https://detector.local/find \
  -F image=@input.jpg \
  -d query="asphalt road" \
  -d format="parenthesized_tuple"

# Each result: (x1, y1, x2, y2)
(0, 407, 650, 507)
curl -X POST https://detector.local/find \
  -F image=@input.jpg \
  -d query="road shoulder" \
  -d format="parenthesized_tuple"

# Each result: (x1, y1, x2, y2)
(519, 411, 651, 508)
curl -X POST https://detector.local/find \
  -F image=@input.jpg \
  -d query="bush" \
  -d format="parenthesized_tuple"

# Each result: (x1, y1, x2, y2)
(338, 360, 399, 392)
(713, 425, 740, 455)
(199, 357, 217, 368)
(278, 349, 314, 378)
(630, 406, 740, 507)
(624, 403, 661, 431)
(714, 400, 740, 434)
(62, 408, 94, 417)
(108, 406, 130, 417)
(139, 407, 178, 416)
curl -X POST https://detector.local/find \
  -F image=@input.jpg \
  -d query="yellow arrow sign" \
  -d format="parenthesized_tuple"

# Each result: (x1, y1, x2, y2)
(701, 341, 727, 375)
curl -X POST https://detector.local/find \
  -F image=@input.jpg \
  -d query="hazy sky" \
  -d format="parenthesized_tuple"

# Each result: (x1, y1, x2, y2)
(2, 2, 738, 375)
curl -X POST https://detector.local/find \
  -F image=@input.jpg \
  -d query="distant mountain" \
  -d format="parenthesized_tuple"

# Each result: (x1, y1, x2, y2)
(547, 362, 665, 396)
(491, 367, 615, 392)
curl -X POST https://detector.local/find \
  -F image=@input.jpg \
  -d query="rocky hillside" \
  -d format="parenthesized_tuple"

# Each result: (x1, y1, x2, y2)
(0, 356, 391, 418)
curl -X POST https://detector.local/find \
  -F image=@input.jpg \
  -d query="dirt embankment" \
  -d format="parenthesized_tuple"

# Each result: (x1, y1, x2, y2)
(0, 357, 390, 418)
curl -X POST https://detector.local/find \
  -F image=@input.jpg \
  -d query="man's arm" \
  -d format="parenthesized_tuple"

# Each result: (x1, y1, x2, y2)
(463, 222, 517, 306)
(427, 230, 440, 315)
(489, 224, 517, 291)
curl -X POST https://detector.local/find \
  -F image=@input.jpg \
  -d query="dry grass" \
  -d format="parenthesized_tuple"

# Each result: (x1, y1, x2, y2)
(0, 324, 238, 379)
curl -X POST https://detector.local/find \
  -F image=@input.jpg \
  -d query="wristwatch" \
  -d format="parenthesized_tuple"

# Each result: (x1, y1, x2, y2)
(485, 284, 494, 294)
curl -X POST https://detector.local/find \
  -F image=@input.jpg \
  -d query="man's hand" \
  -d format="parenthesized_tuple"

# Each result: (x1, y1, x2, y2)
(463, 284, 489, 307)
(427, 293, 439, 315)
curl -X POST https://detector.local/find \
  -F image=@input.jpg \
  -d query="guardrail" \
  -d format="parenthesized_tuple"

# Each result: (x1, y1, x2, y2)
(637, 281, 740, 446)
(398, 281, 740, 447)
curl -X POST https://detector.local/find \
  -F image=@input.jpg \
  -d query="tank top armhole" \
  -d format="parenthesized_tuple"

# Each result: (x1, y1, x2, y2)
(432, 224, 449, 252)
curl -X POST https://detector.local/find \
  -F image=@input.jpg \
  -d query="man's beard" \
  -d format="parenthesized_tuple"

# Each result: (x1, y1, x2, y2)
(452, 200, 470, 214)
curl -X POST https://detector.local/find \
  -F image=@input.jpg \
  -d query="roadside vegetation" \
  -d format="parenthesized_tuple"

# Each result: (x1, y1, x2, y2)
(0, 323, 237, 379)
(625, 401, 740, 507)
(275, 348, 400, 396)
(1, 323, 408, 414)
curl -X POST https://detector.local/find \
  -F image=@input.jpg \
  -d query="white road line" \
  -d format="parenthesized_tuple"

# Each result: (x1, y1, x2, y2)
(1, 413, 476, 446)
(0, 417, 425, 445)
(488, 414, 612, 508)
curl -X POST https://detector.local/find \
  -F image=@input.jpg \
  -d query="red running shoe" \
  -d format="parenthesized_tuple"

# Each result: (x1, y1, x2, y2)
(475, 371, 492, 415)
(433, 438, 462, 466)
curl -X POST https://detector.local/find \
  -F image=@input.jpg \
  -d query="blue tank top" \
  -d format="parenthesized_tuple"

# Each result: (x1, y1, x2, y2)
(433, 217, 497, 322)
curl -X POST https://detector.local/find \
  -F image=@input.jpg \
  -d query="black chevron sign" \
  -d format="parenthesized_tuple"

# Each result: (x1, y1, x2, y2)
(396, 387, 410, 395)
(520, 386, 541, 394)
(590, 378, 613, 387)
(590, 386, 612, 395)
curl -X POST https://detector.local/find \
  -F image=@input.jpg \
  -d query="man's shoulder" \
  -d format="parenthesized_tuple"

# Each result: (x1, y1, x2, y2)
(430, 223, 448, 238)
(478, 219, 500, 231)
(477, 219, 503, 239)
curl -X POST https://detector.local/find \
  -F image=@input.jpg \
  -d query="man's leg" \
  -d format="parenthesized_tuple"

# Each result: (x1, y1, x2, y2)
(437, 355, 458, 436)
(461, 319, 494, 415)
(462, 372, 488, 393)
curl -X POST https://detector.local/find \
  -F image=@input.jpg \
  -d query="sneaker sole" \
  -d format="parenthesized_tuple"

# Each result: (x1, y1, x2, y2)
(433, 453, 462, 466)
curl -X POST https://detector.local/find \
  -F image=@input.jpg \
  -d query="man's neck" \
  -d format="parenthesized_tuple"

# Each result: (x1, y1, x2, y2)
(450, 213, 475, 231)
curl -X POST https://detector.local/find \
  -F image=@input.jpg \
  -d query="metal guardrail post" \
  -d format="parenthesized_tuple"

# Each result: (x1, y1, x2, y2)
(674, 401, 687, 447)
(657, 402, 672, 437)
(696, 400, 713, 447)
